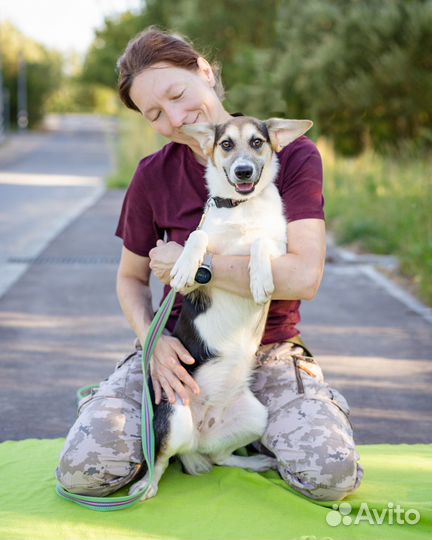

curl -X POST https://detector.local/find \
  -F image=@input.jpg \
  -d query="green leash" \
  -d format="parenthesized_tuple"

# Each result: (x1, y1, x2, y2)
(56, 289, 177, 511)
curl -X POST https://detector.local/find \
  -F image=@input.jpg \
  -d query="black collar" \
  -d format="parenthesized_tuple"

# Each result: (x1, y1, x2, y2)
(211, 196, 247, 208)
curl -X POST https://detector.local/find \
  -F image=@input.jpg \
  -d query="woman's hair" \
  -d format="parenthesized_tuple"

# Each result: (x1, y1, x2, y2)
(117, 26, 225, 111)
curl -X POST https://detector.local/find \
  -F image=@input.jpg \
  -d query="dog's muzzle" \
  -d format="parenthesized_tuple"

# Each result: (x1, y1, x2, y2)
(224, 161, 263, 195)
(233, 164, 255, 194)
(234, 164, 253, 181)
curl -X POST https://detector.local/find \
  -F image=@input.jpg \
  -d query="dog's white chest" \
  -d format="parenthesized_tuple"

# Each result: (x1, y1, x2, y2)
(202, 185, 287, 257)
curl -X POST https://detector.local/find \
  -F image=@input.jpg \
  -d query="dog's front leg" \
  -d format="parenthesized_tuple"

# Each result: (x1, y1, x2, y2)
(249, 238, 275, 304)
(170, 230, 208, 292)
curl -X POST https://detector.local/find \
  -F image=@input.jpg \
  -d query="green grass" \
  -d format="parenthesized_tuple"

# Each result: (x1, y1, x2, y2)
(107, 109, 166, 189)
(108, 113, 432, 305)
(319, 139, 432, 305)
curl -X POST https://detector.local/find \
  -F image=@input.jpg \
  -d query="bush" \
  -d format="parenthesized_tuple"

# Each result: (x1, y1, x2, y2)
(321, 139, 432, 303)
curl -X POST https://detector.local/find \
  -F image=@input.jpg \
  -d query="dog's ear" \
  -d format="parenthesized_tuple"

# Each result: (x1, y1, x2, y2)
(180, 123, 215, 157)
(265, 119, 313, 152)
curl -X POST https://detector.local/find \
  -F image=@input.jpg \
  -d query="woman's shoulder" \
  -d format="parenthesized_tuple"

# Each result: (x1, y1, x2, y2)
(277, 135, 321, 163)
(134, 141, 186, 179)
(276, 136, 322, 181)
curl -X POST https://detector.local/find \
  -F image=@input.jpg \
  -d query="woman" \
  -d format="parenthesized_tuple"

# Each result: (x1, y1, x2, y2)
(56, 27, 363, 501)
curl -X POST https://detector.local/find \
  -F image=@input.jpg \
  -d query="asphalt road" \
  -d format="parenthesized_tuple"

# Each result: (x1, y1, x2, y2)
(0, 115, 431, 446)
(0, 115, 116, 296)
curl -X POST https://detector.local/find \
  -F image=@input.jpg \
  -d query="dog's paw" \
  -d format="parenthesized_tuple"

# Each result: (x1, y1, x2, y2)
(170, 255, 199, 291)
(249, 239, 274, 304)
(180, 453, 213, 475)
(243, 455, 278, 472)
(129, 474, 158, 501)
(250, 271, 274, 304)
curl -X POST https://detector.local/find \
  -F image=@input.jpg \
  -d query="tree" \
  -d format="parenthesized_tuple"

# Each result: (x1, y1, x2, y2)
(81, 10, 149, 88)
(267, 0, 432, 154)
(0, 22, 63, 128)
(80, 0, 432, 154)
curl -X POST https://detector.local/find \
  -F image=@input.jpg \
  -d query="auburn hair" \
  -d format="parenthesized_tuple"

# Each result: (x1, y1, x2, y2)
(117, 26, 225, 111)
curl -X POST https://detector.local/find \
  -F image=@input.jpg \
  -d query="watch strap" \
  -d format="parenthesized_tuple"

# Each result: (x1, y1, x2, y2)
(201, 252, 213, 269)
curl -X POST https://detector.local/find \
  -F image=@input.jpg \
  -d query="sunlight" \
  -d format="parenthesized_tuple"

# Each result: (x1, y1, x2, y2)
(0, 172, 102, 187)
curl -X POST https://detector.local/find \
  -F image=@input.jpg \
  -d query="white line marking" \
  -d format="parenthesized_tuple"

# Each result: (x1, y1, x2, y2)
(0, 172, 103, 187)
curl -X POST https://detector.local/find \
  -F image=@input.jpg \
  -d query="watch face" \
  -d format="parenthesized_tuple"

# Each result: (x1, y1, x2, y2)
(195, 266, 212, 284)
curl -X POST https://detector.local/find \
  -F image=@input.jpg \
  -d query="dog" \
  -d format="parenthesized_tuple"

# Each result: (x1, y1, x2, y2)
(129, 115, 313, 500)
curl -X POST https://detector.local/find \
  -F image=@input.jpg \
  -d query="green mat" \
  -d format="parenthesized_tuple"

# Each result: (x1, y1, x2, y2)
(0, 439, 431, 540)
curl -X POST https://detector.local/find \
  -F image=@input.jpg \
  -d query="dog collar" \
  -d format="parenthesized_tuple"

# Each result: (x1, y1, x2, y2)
(197, 196, 247, 230)
(211, 196, 247, 208)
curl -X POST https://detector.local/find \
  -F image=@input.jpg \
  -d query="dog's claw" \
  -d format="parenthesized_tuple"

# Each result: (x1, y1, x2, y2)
(129, 475, 158, 501)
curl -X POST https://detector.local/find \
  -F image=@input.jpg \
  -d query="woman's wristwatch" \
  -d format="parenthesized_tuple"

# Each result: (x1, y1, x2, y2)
(194, 252, 213, 284)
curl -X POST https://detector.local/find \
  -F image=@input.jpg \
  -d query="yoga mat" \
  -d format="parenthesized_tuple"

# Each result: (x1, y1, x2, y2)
(0, 439, 431, 539)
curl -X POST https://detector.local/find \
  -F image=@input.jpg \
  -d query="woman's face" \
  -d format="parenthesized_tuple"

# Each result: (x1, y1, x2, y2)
(129, 58, 231, 149)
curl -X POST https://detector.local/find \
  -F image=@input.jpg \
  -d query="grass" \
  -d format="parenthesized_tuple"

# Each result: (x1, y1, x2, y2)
(319, 139, 432, 305)
(108, 112, 432, 305)
(107, 109, 166, 189)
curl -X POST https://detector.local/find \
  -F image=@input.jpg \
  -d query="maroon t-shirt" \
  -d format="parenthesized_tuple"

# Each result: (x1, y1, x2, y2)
(116, 136, 324, 344)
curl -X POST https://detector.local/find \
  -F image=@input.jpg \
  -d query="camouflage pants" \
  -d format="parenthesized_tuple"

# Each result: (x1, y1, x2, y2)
(56, 340, 363, 501)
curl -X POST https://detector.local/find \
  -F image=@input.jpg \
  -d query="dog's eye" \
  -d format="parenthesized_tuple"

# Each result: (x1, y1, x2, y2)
(251, 138, 264, 149)
(220, 140, 234, 151)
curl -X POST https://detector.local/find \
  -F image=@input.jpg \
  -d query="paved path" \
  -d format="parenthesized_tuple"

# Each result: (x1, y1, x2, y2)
(0, 118, 431, 445)
(0, 115, 116, 297)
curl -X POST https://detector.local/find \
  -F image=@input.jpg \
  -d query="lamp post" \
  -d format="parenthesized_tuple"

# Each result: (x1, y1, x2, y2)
(0, 51, 4, 143)
(17, 49, 28, 130)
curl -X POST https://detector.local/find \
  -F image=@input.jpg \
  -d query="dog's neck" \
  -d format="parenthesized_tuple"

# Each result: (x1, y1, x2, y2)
(211, 196, 247, 209)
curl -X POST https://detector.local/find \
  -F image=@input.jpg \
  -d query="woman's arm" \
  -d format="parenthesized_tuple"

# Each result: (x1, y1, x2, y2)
(212, 219, 326, 300)
(116, 246, 155, 344)
(149, 219, 326, 301)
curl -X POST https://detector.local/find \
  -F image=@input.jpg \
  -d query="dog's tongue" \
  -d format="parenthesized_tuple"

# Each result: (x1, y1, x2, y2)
(236, 183, 254, 193)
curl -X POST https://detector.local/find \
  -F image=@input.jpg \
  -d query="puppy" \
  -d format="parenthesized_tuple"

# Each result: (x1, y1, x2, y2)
(129, 116, 312, 500)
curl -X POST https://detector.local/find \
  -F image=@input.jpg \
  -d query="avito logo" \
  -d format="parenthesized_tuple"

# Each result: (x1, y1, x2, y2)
(326, 502, 421, 527)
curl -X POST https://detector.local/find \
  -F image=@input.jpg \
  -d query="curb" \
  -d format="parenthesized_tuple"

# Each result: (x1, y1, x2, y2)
(326, 235, 432, 325)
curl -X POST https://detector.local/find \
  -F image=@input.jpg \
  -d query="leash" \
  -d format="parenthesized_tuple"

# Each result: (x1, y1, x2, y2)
(55, 288, 177, 511)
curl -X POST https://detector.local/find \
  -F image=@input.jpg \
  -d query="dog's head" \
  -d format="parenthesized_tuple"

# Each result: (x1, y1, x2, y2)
(180, 116, 313, 199)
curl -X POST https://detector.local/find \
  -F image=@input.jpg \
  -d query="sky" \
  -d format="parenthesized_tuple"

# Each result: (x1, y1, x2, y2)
(0, 0, 143, 54)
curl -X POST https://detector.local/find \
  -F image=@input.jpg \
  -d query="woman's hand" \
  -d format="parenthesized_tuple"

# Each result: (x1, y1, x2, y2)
(149, 239, 201, 294)
(150, 335, 201, 405)
(149, 240, 183, 285)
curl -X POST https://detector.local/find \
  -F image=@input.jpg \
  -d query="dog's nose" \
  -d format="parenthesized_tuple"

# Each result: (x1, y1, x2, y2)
(234, 165, 253, 180)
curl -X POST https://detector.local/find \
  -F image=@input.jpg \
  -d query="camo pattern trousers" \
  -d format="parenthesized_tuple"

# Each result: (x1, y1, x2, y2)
(56, 340, 363, 501)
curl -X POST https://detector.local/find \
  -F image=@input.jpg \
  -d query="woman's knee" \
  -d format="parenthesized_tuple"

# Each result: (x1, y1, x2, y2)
(56, 447, 141, 496)
(56, 397, 143, 496)
(262, 393, 363, 501)
(279, 443, 363, 501)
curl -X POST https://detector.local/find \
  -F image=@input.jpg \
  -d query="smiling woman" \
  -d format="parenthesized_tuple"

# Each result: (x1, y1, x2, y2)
(56, 26, 363, 505)
(117, 28, 225, 107)
(127, 61, 230, 155)
(117, 29, 230, 159)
